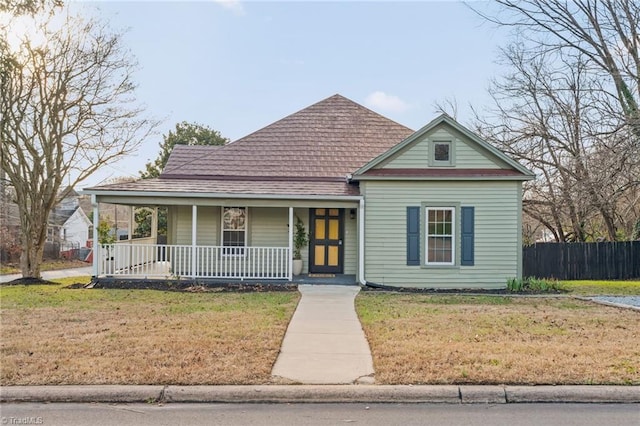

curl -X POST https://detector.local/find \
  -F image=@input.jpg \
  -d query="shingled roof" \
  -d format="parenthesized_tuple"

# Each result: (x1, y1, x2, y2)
(161, 94, 414, 180)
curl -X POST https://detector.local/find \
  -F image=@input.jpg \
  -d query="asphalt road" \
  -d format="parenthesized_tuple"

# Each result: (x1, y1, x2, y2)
(1, 403, 638, 426)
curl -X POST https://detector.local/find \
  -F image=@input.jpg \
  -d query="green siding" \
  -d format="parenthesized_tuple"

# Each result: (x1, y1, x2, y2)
(362, 180, 521, 289)
(343, 211, 358, 275)
(167, 206, 177, 245)
(174, 205, 192, 245)
(250, 207, 289, 247)
(381, 126, 502, 169)
(197, 206, 219, 245)
(173, 206, 219, 245)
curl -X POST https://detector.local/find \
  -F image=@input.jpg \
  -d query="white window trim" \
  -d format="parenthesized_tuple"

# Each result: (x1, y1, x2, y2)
(425, 207, 456, 266)
(221, 206, 248, 256)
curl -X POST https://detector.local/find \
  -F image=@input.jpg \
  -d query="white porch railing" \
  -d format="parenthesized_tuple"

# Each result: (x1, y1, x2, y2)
(98, 244, 291, 280)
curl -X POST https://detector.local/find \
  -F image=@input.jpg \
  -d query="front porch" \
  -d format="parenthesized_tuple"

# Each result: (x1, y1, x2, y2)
(90, 198, 364, 283)
(95, 244, 357, 285)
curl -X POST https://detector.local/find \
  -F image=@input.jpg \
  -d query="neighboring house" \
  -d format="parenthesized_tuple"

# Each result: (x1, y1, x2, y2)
(0, 199, 21, 263)
(84, 94, 535, 288)
(48, 189, 92, 253)
(77, 194, 132, 240)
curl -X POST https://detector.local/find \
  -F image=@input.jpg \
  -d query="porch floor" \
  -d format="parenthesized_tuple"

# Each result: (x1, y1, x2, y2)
(98, 260, 357, 286)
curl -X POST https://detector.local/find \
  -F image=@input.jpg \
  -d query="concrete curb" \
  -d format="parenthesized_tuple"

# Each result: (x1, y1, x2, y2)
(2, 385, 638, 404)
(165, 385, 461, 403)
(0, 385, 164, 403)
(504, 385, 640, 403)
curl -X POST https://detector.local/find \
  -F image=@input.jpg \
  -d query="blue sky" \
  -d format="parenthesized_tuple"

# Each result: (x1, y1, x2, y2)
(75, 1, 508, 187)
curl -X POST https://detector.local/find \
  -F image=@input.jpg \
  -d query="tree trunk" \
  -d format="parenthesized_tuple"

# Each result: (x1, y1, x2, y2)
(17, 196, 50, 279)
(20, 237, 45, 278)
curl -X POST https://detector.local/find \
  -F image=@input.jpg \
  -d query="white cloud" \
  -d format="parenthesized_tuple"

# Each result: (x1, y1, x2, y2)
(213, 0, 245, 15)
(364, 91, 410, 113)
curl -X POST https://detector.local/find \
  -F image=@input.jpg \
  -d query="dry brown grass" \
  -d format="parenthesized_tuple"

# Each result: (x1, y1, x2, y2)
(0, 259, 89, 275)
(1, 283, 299, 385)
(356, 294, 640, 385)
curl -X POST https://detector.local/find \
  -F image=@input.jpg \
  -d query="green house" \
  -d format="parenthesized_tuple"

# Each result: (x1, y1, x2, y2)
(84, 94, 534, 289)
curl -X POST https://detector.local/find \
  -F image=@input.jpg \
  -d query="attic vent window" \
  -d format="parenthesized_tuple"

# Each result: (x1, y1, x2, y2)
(431, 140, 453, 166)
(434, 143, 450, 162)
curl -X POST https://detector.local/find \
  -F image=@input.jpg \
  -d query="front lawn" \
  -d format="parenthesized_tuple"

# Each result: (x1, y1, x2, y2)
(0, 278, 299, 385)
(356, 293, 640, 385)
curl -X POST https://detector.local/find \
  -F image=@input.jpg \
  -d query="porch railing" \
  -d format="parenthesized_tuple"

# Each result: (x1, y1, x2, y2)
(98, 244, 291, 280)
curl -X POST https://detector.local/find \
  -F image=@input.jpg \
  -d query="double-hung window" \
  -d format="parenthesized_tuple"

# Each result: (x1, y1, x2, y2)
(222, 207, 246, 256)
(426, 207, 455, 265)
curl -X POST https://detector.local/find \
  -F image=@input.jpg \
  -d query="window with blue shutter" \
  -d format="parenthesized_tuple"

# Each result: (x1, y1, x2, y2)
(461, 206, 475, 266)
(406, 207, 420, 265)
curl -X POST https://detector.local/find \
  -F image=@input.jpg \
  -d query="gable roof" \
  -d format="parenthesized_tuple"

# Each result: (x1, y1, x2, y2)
(161, 94, 414, 180)
(48, 208, 78, 227)
(353, 114, 535, 179)
(85, 95, 533, 199)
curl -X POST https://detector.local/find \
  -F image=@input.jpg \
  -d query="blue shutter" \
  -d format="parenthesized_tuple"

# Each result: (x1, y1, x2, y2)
(407, 207, 420, 265)
(461, 206, 475, 266)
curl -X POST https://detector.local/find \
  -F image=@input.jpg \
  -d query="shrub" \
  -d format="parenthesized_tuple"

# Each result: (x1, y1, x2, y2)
(507, 277, 564, 293)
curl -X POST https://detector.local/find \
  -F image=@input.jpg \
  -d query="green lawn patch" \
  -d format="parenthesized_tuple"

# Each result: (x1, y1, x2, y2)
(561, 280, 640, 296)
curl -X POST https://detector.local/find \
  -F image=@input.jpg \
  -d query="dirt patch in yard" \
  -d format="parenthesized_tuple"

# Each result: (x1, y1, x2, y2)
(356, 293, 640, 385)
(1, 277, 58, 286)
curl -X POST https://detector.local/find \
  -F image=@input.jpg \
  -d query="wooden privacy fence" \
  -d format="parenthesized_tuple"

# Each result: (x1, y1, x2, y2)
(523, 241, 640, 280)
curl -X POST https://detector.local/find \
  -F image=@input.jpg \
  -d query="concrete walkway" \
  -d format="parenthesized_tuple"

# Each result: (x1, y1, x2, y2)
(0, 266, 92, 283)
(271, 285, 374, 384)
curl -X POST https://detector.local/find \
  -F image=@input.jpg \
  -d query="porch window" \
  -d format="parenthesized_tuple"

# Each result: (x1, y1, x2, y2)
(426, 207, 455, 265)
(222, 207, 246, 255)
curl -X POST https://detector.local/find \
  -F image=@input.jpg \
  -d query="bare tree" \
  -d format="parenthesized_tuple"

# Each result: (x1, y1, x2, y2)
(475, 45, 638, 241)
(0, 8, 157, 278)
(0, 0, 62, 15)
(433, 97, 460, 120)
(471, 0, 640, 136)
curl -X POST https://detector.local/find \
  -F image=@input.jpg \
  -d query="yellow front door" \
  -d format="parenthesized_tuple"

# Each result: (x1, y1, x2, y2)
(309, 208, 344, 274)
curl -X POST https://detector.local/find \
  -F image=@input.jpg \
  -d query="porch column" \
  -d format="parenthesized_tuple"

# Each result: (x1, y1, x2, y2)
(151, 207, 158, 241)
(128, 206, 133, 241)
(358, 198, 366, 285)
(191, 205, 198, 279)
(91, 194, 99, 277)
(288, 207, 293, 281)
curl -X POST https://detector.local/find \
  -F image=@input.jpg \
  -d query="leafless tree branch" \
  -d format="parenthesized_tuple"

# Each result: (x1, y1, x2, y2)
(0, 8, 159, 278)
